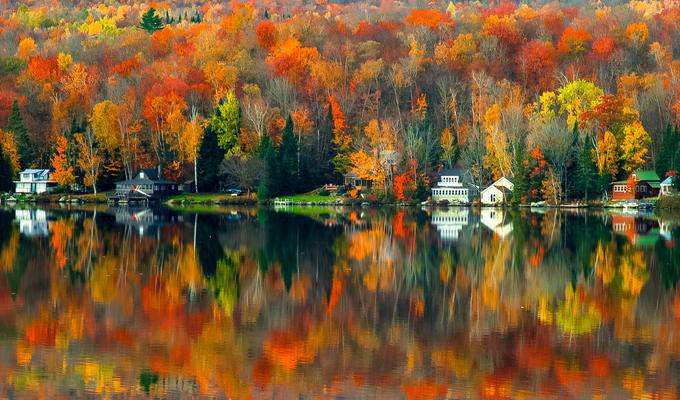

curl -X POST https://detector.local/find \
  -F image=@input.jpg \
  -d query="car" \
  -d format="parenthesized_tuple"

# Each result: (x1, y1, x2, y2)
(224, 188, 242, 196)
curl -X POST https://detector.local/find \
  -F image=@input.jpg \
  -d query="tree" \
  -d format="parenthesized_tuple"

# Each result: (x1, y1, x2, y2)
(140, 8, 164, 32)
(5, 100, 31, 169)
(74, 130, 101, 194)
(511, 145, 528, 204)
(278, 115, 298, 194)
(212, 91, 241, 156)
(620, 122, 651, 173)
(328, 97, 351, 175)
(181, 111, 205, 193)
(440, 128, 458, 169)
(656, 124, 678, 178)
(575, 139, 598, 201)
(51, 135, 75, 194)
(197, 125, 225, 192)
(257, 133, 277, 198)
(219, 155, 264, 195)
(0, 146, 14, 192)
(595, 131, 618, 178)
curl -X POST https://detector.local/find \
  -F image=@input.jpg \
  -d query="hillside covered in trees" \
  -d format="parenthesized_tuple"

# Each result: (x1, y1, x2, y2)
(0, 0, 679, 202)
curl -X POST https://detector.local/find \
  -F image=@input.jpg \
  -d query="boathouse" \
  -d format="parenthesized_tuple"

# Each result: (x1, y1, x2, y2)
(108, 168, 179, 204)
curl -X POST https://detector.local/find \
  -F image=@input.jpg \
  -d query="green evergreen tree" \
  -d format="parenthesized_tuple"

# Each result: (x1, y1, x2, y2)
(564, 124, 580, 200)
(278, 115, 298, 194)
(656, 123, 679, 179)
(574, 138, 598, 201)
(0, 147, 14, 192)
(511, 146, 528, 204)
(140, 8, 164, 32)
(197, 125, 225, 192)
(5, 100, 31, 169)
(257, 133, 277, 198)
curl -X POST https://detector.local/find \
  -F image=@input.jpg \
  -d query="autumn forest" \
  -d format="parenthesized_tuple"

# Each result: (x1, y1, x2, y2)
(0, 0, 678, 201)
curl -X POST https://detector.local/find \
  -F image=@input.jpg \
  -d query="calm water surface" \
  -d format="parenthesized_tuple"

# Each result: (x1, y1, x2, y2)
(1, 205, 680, 399)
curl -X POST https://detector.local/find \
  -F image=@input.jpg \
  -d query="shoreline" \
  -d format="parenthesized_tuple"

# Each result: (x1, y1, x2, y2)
(2, 192, 680, 210)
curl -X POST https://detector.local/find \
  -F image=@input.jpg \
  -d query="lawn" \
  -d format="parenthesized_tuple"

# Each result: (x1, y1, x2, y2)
(275, 193, 341, 203)
(166, 192, 256, 204)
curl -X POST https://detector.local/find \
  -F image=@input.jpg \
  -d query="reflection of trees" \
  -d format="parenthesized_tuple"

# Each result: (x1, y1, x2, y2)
(209, 252, 239, 315)
(1, 207, 680, 398)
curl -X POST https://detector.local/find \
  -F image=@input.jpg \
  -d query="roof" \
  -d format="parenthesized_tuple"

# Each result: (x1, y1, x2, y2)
(661, 176, 674, 185)
(21, 169, 50, 174)
(648, 182, 661, 189)
(634, 170, 660, 182)
(116, 178, 176, 185)
(438, 168, 465, 177)
(139, 168, 161, 180)
(115, 168, 176, 185)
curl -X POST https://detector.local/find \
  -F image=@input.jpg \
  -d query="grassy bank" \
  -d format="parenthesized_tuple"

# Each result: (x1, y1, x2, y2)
(275, 193, 346, 204)
(1, 191, 109, 204)
(166, 192, 257, 205)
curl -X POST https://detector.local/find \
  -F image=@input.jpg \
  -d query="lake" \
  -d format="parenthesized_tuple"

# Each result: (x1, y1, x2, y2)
(1, 205, 679, 399)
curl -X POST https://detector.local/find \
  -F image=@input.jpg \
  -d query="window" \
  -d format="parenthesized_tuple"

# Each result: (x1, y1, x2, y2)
(490, 193, 496, 202)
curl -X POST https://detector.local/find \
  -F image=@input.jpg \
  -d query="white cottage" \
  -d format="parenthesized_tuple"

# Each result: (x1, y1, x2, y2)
(14, 169, 57, 194)
(660, 176, 675, 196)
(431, 169, 476, 204)
(481, 177, 514, 205)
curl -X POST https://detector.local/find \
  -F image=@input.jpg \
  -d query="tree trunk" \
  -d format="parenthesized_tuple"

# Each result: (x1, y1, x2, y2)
(194, 156, 198, 193)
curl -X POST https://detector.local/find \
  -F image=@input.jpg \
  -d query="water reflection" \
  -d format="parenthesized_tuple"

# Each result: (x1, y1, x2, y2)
(0, 205, 679, 398)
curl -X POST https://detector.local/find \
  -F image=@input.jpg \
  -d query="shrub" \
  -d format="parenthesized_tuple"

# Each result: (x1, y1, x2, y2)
(256, 183, 269, 202)
(319, 189, 330, 196)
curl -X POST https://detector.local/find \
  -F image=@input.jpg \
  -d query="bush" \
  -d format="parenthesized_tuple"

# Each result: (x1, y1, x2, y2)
(256, 183, 269, 202)
(318, 189, 330, 196)
(657, 195, 680, 210)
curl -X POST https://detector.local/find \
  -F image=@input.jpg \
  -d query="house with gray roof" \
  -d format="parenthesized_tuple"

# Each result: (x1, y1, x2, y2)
(108, 168, 179, 204)
(14, 169, 57, 194)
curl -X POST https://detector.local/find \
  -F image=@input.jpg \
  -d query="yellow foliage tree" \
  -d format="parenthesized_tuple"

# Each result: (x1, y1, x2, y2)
(620, 122, 650, 173)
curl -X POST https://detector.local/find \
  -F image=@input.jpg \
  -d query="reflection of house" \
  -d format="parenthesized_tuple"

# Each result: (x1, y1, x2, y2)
(660, 176, 676, 196)
(481, 177, 514, 205)
(611, 214, 660, 246)
(14, 209, 49, 236)
(111, 207, 182, 236)
(431, 208, 470, 241)
(14, 169, 57, 194)
(108, 168, 180, 204)
(480, 209, 513, 238)
(611, 170, 660, 200)
(431, 169, 477, 204)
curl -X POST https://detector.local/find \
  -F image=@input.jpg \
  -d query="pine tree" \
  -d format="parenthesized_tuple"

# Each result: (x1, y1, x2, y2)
(278, 115, 298, 195)
(197, 125, 225, 192)
(564, 124, 580, 200)
(574, 139, 598, 201)
(656, 123, 678, 178)
(257, 134, 277, 198)
(5, 100, 31, 169)
(0, 148, 13, 192)
(140, 8, 164, 32)
(511, 146, 528, 204)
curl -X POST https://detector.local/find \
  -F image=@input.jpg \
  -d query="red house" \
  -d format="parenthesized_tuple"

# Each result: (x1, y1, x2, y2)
(611, 170, 661, 201)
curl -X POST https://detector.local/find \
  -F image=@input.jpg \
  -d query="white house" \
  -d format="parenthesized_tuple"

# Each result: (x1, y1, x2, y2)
(660, 176, 675, 196)
(481, 176, 514, 205)
(431, 169, 476, 204)
(14, 169, 57, 194)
